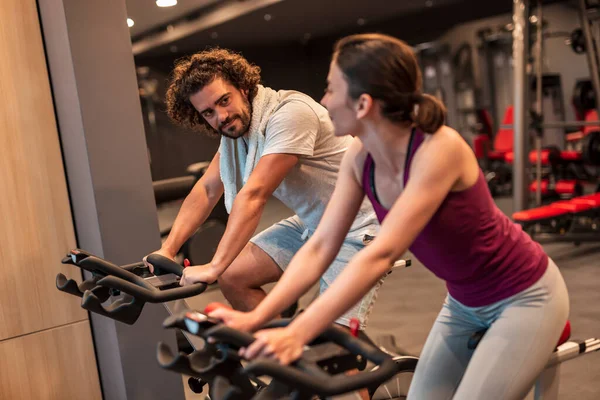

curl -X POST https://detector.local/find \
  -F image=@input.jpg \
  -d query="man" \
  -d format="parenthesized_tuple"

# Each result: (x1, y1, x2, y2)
(145, 47, 380, 330)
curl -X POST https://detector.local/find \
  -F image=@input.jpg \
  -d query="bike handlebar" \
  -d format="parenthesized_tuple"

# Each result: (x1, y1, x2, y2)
(96, 275, 206, 303)
(57, 249, 206, 324)
(161, 311, 400, 397)
(146, 253, 186, 277)
(205, 322, 397, 396)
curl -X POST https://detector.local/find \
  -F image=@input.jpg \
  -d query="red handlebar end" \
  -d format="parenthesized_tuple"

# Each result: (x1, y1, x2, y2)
(204, 302, 232, 315)
(349, 318, 360, 338)
(184, 259, 191, 268)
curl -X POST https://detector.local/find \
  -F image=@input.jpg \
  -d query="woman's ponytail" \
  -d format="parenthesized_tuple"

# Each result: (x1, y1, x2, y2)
(413, 93, 446, 133)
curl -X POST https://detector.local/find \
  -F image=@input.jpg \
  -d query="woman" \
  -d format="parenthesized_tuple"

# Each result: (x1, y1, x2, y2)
(210, 33, 569, 399)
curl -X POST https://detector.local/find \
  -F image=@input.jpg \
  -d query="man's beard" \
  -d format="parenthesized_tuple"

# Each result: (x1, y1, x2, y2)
(218, 99, 251, 139)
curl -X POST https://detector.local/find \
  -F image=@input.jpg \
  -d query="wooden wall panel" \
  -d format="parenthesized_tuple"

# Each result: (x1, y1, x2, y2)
(0, 0, 89, 340)
(0, 321, 102, 400)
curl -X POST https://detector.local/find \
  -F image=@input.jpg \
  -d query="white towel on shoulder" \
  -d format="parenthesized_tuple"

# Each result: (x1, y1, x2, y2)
(219, 85, 280, 213)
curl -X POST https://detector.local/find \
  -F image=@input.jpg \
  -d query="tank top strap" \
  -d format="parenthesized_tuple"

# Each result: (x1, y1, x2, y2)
(403, 128, 426, 187)
(362, 153, 376, 200)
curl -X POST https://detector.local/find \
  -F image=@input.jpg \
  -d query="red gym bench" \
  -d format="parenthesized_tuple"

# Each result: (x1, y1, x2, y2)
(513, 193, 600, 243)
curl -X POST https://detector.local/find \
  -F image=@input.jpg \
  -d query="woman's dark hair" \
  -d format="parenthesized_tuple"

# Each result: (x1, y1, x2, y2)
(165, 47, 261, 133)
(333, 33, 446, 133)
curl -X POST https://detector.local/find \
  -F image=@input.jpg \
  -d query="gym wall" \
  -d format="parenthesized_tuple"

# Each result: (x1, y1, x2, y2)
(36, 0, 187, 398)
(0, 1, 102, 399)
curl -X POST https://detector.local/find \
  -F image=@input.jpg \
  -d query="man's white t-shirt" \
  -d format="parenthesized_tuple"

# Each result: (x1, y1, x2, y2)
(255, 89, 377, 233)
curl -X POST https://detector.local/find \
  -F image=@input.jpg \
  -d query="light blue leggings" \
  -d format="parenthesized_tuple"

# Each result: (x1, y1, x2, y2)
(407, 258, 569, 400)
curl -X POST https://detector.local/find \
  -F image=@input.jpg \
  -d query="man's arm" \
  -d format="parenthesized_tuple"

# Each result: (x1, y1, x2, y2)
(161, 152, 224, 257)
(207, 153, 299, 276)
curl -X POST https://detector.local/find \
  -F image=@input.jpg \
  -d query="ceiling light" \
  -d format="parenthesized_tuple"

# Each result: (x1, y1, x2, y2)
(127, 18, 135, 28)
(264, 14, 272, 21)
(357, 18, 366, 26)
(170, 45, 178, 53)
(156, 0, 177, 7)
(210, 32, 219, 39)
(425, 0, 433, 7)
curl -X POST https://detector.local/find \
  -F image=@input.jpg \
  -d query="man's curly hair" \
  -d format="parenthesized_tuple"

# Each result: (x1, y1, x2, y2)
(165, 48, 261, 134)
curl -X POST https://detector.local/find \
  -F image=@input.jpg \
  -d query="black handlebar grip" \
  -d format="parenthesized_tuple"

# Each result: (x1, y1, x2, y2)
(245, 356, 399, 397)
(96, 276, 207, 303)
(81, 290, 144, 325)
(80, 256, 140, 282)
(151, 284, 207, 302)
(244, 321, 398, 396)
(63, 249, 94, 265)
(328, 357, 398, 395)
(244, 359, 328, 394)
(322, 325, 390, 364)
(202, 325, 255, 349)
(146, 254, 185, 276)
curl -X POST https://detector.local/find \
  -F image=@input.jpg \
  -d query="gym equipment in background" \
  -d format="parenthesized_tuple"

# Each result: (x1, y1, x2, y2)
(414, 41, 459, 130)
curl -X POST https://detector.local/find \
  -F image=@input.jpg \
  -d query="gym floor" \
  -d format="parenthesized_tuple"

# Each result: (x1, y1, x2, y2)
(159, 196, 600, 399)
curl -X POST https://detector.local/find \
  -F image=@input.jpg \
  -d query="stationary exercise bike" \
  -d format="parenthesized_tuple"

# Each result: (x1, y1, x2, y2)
(165, 253, 418, 400)
(56, 249, 417, 398)
(57, 244, 600, 399)
(157, 308, 418, 400)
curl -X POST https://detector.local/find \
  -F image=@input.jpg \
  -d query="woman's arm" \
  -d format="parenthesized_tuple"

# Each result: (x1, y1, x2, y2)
(211, 139, 369, 330)
(243, 132, 467, 363)
(248, 140, 369, 325)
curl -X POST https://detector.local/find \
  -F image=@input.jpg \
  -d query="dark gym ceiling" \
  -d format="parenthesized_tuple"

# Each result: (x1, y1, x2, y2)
(127, 0, 571, 58)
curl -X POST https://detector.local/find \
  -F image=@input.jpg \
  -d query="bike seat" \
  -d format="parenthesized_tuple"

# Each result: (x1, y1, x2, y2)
(468, 320, 571, 351)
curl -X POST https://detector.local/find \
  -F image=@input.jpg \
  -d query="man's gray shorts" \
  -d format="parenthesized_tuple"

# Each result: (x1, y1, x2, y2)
(250, 215, 383, 329)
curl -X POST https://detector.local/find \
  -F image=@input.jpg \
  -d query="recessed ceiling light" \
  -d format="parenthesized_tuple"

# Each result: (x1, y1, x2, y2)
(264, 14, 272, 21)
(425, 0, 433, 7)
(127, 18, 135, 28)
(210, 32, 219, 39)
(170, 45, 178, 53)
(357, 18, 366, 26)
(156, 0, 177, 7)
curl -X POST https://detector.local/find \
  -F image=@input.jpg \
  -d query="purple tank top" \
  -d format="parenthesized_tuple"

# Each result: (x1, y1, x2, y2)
(362, 129, 548, 307)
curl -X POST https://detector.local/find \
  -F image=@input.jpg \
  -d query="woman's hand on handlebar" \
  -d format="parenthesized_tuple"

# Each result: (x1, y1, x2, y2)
(143, 248, 176, 273)
(240, 327, 304, 365)
(180, 264, 219, 286)
(208, 308, 262, 332)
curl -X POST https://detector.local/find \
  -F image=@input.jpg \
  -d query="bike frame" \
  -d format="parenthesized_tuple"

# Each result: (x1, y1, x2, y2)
(532, 337, 600, 399)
